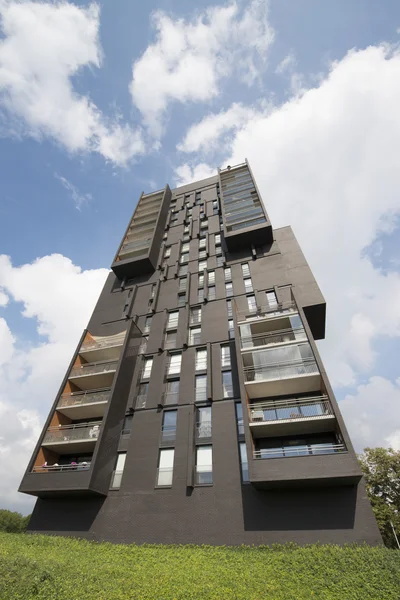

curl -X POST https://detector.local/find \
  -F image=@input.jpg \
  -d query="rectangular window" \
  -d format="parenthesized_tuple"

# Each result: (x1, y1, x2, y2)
(189, 326, 201, 345)
(161, 410, 177, 443)
(136, 383, 148, 408)
(111, 453, 126, 488)
(184, 225, 190, 234)
(198, 250, 207, 259)
(199, 260, 207, 271)
(198, 288, 204, 303)
(164, 246, 171, 258)
(196, 348, 207, 371)
(163, 232, 168, 240)
(215, 233, 221, 246)
(235, 402, 244, 435)
(177, 293, 186, 307)
(221, 344, 231, 368)
(190, 307, 202, 325)
(164, 330, 176, 349)
(181, 242, 190, 253)
(179, 277, 187, 292)
(241, 263, 250, 278)
(150, 284, 156, 299)
(178, 264, 188, 277)
(222, 371, 234, 398)
(183, 234, 190, 242)
(216, 255, 224, 267)
(197, 406, 212, 439)
(187, 208, 192, 217)
(208, 285, 216, 301)
(228, 319, 235, 338)
(138, 336, 148, 354)
(142, 357, 153, 379)
(244, 278, 253, 293)
(170, 218, 178, 225)
(199, 237, 206, 249)
(168, 353, 182, 375)
(167, 311, 179, 329)
(266, 290, 278, 308)
(195, 374, 207, 402)
(122, 415, 132, 436)
(208, 270, 215, 285)
(144, 316, 152, 333)
(180, 253, 189, 264)
(226, 300, 233, 317)
(247, 294, 257, 313)
(224, 267, 232, 281)
(215, 246, 223, 256)
(200, 219, 208, 229)
(157, 448, 174, 486)
(213, 200, 219, 214)
(165, 379, 179, 405)
(225, 282, 233, 297)
(196, 446, 213, 485)
(239, 442, 249, 482)
(198, 273, 204, 288)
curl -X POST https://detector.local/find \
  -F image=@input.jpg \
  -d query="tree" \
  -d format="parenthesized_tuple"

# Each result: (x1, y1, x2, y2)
(358, 447, 400, 548)
(0, 509, 30, 533)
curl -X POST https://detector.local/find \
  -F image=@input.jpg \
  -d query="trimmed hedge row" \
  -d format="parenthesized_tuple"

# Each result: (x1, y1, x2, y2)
(0, 532, 399, 599)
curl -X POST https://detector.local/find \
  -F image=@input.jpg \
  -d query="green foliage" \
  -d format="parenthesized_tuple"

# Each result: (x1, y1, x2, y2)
(358, 447, 400, 548)
(0, 532, 399, 600)
(0, 510, 30, 534)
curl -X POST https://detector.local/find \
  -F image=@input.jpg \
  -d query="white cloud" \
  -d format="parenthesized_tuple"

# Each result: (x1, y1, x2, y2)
(340, 377, 400, 451)
(130, 0, 274, 136)
(54, 173, 92, 211)
(0, 289, 8, 306)
(275, 52, 297, 74)
(0, 1, 144, 165)
(177, 43, 400, 446)
(174, 162, 216, 186)
(0, 254, 108, 512)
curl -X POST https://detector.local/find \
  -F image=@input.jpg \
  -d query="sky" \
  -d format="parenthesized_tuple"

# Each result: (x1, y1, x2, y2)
(0, 0, 399, 515)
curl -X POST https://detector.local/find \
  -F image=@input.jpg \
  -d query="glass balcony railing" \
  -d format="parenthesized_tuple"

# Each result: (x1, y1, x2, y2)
(240, 326, 307, 350)
(32, 462, 91, 473)
(243, 357, 319, 383)
(69, 360, 118, 378)
(43, 422, 101, 444)
(57, 389, 111, 409)
(119, 238, 152, 256)
(253, 443, 346, 459)
(237, 301, 296, 322)
(249, 396, 333, 424)
(80, 335, 125, 353)
(196, 421, 212, 439)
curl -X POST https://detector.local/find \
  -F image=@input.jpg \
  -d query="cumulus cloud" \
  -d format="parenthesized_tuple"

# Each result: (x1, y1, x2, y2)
(174, 162, 217, 186)
(0, 1, 144, 165)
(130, 0, 274, 136)
(0, 254, 108, 512)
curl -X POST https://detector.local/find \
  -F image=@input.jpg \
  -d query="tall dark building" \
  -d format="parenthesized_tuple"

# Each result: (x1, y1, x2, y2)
(20, 162, 381, 545)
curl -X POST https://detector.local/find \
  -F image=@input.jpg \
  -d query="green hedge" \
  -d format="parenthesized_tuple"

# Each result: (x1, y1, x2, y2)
(0, 532, 399, 600)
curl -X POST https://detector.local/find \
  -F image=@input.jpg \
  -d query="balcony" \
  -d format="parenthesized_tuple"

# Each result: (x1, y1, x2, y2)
(196, 421, 212, 440)
(237, 300, 296, 324)
(79, 332, 125, 363)
(57, 388, 110, 419)
(253, 443, 346, 460)
(240, 325, 307, 350)
(119, 238, 152, 260)
(248, 395, 335, 437)
(42, 422, 101, 453)
(69, 360, 118, 390)
(32, 462, 91, 473)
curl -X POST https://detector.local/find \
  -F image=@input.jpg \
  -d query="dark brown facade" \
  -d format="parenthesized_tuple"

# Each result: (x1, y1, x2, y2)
(20, 162, 382, 545)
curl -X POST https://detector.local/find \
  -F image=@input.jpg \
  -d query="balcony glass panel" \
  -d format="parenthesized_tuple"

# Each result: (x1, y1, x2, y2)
(43, 422, 101, 444)
(57, 389, 110, 409)
(243, 343, 318, 383)
(253, 434, 345, 459)
(70, 360, 118, 378)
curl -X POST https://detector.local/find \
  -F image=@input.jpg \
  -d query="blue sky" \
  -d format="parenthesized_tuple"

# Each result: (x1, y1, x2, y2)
(0, 0, 400, 513)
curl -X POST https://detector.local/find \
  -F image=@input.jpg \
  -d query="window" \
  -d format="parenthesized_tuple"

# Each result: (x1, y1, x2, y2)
(241, 263, 250, 278)
(199, 249, 207, 259)
(247, 295, 257, 313)
(162, 411, 177, 443)
(150, 284, 156, 299)
(228, 319, 235, 338)
(196, 348, 207, 371)
(208, 271, 215, 285)
(163, 232, 168, 241)
(196, 446, 212, 484)
(216, 255, 224, 267)
(215, 233, 221, 246)
(199, 237, 206, 249)
(177, 293, 186, 307)
(165, 379, 179, 405)
(138, 336, 148, 354)
(189, 326, 201, 345)
(136, 383, 148, 408)
(266, 290, 278, 308)
(183, 234, 190, 242)
(213, 200, 219, 214)
(168, 353, 182, 375)
(181, 242, 190, 253)
(225, 282, 233, 297)
(221, 344, 231, 368)
(144, 316, 152, 334)
(244, 278, 253, 293)
(208, 285, 216, 301)
(235, 402, 244, 435)
(170, 217, 178, 226)
(122, 415, 132, 436)
(198, 288, 204, 303)
(195, 191, 201, 201)
(184, 225, 190, 234)
(215, 245, 223, 256)
(226, 300, 233, 317)
(239, 442, 249, 482)
(200, 219, 208, 229)
(167, 311, 179, 329)
(199, 260, 207, 271)
(197, 406, 212, 438)
(157, 448, 174, 486)
(190, 307, 202, 325)
(222, 371, 234, 398)
(180, 253, 189, 264)
(224, 267, 232, 281)
(198, 273, 204, 288)
(178, 264, 188, 277)
(164, 330, 176, 349)
(111, 453, 126, 488)
(187, 208, 193, 217)
(164, 246, 171, 258)
(179, 277, 187, 292)
(142, 357, 153, 379)
(195, 374, 207, 402)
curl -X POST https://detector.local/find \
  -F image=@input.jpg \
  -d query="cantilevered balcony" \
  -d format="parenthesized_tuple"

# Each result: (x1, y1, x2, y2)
(248, 395, 335, 437)
(68, 360, 118, 391)
(237, 300, 297, 324)
(57, 388, 111, 419)
(78, 332, 125, 363)
(119, 238, 152, 260)
(42, 422, 101, 453)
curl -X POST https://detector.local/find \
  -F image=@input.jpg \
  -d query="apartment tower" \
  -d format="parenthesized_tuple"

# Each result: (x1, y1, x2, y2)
(20, 162, 381, 545)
